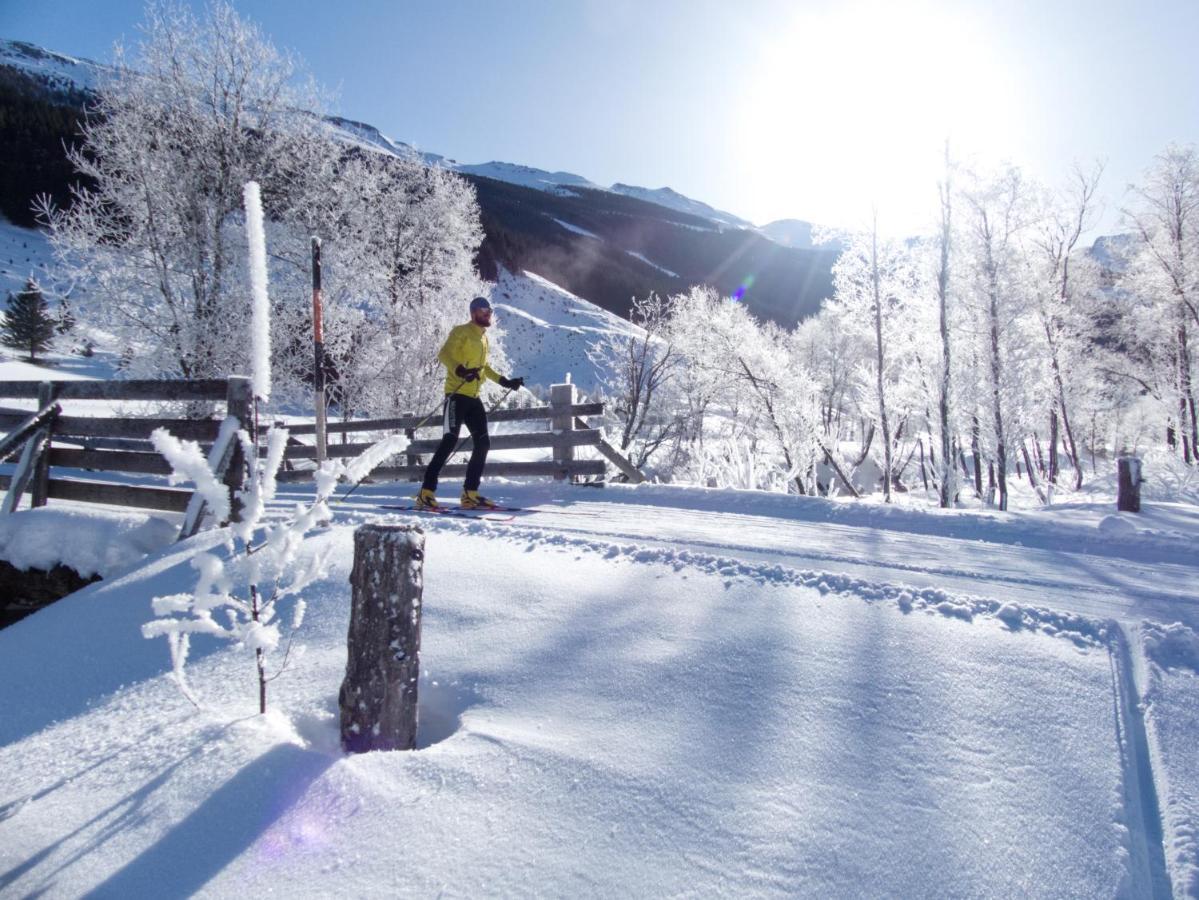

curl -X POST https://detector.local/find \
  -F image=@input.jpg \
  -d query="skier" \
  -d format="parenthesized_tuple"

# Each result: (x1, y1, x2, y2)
(416, 296, 524, 510)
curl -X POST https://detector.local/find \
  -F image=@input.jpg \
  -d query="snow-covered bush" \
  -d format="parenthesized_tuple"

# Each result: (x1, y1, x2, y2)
(143, 423, 409, 712)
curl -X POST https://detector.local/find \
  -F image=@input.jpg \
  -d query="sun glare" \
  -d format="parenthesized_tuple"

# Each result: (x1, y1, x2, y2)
(737, 1, 1019, 233)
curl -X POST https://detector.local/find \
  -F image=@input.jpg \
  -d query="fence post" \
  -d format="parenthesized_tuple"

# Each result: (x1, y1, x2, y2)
(224, 376, 253, 523)
(31, 381, 55, 507)
(312, 237, 328, 465)
(1117, 456, 1143, 512)
(404, 427, 421, 476)
(550, 383, 577, 482)
(340, 524, 425, 753)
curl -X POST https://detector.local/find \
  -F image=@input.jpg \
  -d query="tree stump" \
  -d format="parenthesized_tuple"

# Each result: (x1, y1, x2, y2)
(340, 524, 425, 753)
(1117, 457, 1143, 513)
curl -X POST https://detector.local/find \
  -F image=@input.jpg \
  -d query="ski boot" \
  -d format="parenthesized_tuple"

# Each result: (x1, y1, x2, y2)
(460, 490, 499, 510)
(415, 488, 442, 510)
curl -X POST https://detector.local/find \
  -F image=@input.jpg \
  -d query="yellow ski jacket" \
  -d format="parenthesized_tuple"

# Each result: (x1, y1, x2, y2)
(438, 322, 501, 397)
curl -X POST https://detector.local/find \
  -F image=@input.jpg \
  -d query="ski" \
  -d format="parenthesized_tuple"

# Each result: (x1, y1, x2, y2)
(379, 504, 517, 522)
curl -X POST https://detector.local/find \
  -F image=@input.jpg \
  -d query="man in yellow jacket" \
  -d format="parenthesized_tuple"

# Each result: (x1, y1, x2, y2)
(417, 296, 524, 510)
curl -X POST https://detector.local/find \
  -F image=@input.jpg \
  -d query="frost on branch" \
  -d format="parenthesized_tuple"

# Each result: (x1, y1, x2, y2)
(144, 425, 409, 713)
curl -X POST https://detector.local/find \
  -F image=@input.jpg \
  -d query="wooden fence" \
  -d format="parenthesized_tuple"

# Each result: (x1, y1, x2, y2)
(277, 383, 642, 484)
(0, 378, 642, 538)
(0, 377, 251, 539)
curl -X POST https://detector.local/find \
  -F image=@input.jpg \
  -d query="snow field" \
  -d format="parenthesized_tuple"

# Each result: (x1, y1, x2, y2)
(0, 518, 1148, 897)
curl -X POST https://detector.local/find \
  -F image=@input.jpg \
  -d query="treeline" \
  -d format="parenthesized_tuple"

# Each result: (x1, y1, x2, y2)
(598, 152, 1199, 507)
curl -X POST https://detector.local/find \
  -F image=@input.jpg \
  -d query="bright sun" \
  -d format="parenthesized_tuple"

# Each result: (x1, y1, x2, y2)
(736, 1, 1019, 233)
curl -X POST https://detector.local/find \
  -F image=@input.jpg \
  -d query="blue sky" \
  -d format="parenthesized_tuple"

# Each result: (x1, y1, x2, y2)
(4, 0, 1198, 236)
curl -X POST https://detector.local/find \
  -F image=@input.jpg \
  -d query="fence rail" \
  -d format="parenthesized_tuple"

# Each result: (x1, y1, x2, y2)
(0, 377, 251, 537)
(1, 378, 642, 535)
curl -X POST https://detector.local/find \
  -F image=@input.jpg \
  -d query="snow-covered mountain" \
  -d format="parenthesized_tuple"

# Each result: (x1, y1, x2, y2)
(609, 183, 752, 230)
(455, 162, 605, 196)
(758, 218, 817, 249)
(488, 268, 643, 397)
(0, 39, 104, 95)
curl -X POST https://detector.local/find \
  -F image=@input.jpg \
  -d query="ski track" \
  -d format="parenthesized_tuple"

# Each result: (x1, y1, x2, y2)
(1109, 626, 1174, 898)
(334, 497, 1199, 631)
(337, 504, 1116, 649)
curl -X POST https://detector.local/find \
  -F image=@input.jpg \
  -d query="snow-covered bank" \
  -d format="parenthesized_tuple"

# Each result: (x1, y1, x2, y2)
(0, 506, 176, 578)
(0, 521, 1153, 896)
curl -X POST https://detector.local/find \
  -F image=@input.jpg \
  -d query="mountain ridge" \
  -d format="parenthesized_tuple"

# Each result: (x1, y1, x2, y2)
(0, 35, 837, 326)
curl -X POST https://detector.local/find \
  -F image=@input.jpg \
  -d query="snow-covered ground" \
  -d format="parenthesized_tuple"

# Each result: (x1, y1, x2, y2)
(1, 473, 1197, 896)
(3, 216, 1199, 895)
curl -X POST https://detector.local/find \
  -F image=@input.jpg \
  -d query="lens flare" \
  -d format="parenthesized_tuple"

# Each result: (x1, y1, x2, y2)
(732, 274, 756, 302)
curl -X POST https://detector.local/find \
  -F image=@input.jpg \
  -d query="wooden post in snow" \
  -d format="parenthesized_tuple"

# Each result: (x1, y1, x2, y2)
(223, 376, 252, 523)
(1117, 457, 1143, 513)
(312, 237, 328, 465)
(550, 382, 576, 482)
(31, 381, 55, 507)
(340, 524, 425, 753)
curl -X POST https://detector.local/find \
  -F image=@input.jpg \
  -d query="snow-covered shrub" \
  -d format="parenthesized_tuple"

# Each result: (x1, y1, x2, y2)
(143, 424, 409, 712)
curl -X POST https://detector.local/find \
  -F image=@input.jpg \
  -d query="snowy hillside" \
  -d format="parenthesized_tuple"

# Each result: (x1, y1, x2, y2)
(0, 218, 53, 296)
(0, 39, 103, 94)
(489, 269, 641, 397)
(609, 183, 752, 229)
(455, 161, 604, 196)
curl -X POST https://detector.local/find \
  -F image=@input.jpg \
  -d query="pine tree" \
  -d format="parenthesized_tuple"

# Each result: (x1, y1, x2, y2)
(1, 277, 56, 362)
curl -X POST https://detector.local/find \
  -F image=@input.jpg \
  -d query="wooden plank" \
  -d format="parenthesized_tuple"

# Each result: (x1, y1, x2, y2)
(0, 379, 230, 402)
(0, 401, 61, 460)
(1, 426, 50, 513)
(550, 383, 577, 482)
(284, 402, 606, 436)
(49, 447, 174, 475)
(52, 415, 222, 441)
(278, 458, 607, 484)
(31, 382, 55, 507)
(0, 475, 192, 513)
(57, 436, 157, 453)
(223, 377, 252, 524)
(179, 417, 242, 540)
(575, 416, 646, 483)
(272, 429, 604, 461)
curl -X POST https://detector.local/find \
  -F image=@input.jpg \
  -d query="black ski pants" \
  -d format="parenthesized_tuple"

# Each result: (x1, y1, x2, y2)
(420, 394, 490, 493)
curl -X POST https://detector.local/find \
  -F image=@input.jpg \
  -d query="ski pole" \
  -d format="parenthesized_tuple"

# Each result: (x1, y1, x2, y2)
(333, 376, 469, 504)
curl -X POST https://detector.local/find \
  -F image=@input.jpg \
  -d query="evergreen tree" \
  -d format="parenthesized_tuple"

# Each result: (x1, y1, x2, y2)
(1, 277, 56, 362)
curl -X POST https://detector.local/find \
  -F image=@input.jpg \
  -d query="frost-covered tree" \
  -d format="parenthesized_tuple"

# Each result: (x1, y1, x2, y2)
(1028, 164, 1104, 489)
(590, 291, 685, 473)
(828, 215, 920, 501)
(933, 150, 957, 507)
(959, 166, 1037, 510)
(39, 2, 487, 423)
(39, 1, 335, 381)
(299, 151, 486, 420)
(145, 422, 409, 712)
(1119, 145, 1199, 463)
(1, 277, 56, 362)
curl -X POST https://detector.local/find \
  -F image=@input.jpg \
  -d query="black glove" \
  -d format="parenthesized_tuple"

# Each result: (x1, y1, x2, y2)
(455, 365, 480, 383)
(499, 375, 524, 390)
